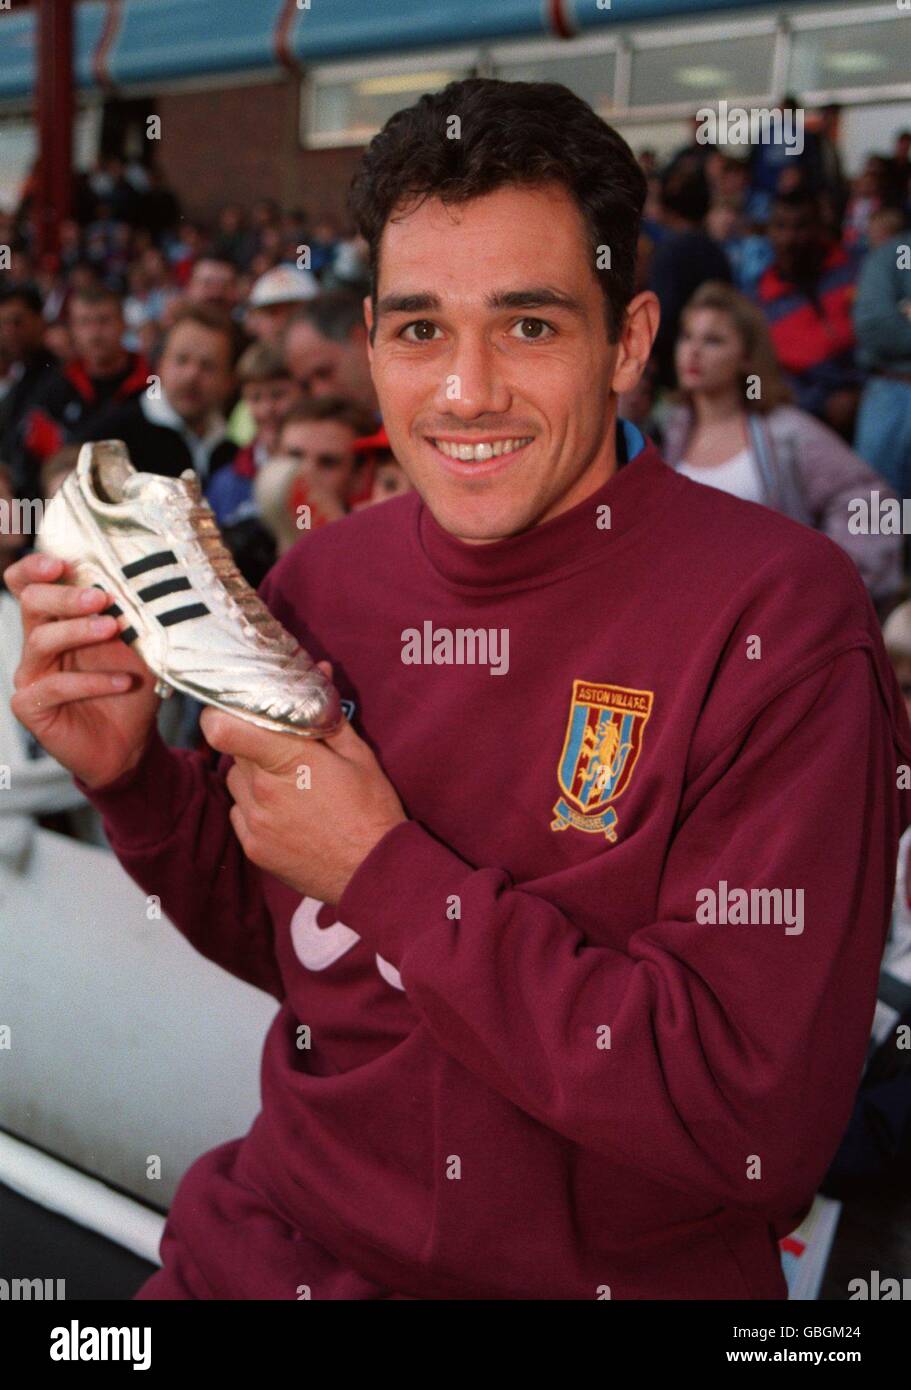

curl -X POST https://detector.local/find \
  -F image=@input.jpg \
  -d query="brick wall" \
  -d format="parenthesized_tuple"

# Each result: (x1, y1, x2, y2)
(154, 79, 365, 229)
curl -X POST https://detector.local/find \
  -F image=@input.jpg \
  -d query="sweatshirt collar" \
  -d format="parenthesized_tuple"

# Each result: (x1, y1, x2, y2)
(416, 420, 681, 593)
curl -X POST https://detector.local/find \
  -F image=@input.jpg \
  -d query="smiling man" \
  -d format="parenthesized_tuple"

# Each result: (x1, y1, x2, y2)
(365, 180, 647, 540)
(7, 79, 911, 1301)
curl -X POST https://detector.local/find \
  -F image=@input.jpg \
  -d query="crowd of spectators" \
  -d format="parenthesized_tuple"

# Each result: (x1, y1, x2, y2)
(0, 158, 408, 596)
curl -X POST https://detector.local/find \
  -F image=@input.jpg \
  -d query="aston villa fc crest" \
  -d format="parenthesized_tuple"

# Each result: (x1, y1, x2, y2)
(551, 681, 654, 840)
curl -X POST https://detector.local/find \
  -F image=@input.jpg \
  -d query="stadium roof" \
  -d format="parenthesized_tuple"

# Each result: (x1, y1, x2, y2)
(0, 0, 824, 103)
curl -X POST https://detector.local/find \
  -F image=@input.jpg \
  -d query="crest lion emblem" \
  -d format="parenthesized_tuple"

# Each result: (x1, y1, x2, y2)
(551, 681, 654, 840)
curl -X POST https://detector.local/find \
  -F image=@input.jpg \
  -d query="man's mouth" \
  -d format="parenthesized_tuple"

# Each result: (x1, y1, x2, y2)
(427, 436, 534, 473)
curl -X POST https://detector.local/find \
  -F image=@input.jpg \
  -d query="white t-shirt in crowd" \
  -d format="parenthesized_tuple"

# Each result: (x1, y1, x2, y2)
(677, 446, 765, 505)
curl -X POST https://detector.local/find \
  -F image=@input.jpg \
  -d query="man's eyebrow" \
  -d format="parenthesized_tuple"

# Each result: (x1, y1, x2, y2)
(375, 292, 442, 316)
(374, 287, 586, 318)
(486, 287, 586, 317)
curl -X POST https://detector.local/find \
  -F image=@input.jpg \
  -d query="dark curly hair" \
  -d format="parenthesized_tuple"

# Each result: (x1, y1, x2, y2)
(348, 78, 647, 343)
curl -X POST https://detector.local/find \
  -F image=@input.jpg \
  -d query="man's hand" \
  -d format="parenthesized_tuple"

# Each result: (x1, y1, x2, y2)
(5, 552, 160, 789)
(200, 667, 406, 905)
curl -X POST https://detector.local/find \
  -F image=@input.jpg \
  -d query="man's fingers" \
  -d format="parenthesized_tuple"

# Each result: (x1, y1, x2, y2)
(200, 661, 364, 767)
(14, 612, 123, 688)
(3, 551, 64, 597)
(311, 663, 362, 754)
(225, 759, 254, 805)
(200, 707, 300, 766)
(18, 578, 115, 637)
(228, 800, 251, 851)
(311, 661, 371, 758)
(321, 708, 365, 758)
(11, 670, 133, 723)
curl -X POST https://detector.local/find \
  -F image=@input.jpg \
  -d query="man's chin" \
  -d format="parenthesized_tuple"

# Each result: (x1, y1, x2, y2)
(420, 491, 540, 545)
(400, 454, 555, 542)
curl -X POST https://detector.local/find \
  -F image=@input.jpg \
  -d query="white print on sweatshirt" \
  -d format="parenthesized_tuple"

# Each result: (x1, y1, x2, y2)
(290, 895, 404, 991)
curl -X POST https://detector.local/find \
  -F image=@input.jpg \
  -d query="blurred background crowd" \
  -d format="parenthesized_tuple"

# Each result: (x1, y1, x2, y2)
(0, 169, 404, 594)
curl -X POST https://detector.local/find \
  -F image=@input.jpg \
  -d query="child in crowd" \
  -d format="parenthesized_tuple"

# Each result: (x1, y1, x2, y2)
(205, 342, 300, 531)
(349, 425, 413, 509)
(363, 455, 412, 507)
(205, 342, 300, 588)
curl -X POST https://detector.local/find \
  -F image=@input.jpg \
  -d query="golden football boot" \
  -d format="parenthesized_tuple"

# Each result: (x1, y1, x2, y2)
(36, 441, 342, 737)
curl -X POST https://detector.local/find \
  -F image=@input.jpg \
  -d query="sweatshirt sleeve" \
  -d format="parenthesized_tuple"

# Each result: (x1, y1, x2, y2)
(787, 409, 902, 604)
(337, 644, 905, 1216)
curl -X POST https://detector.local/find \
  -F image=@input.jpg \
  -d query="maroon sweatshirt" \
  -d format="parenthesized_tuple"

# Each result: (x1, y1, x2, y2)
(76, 428, 911, 1300)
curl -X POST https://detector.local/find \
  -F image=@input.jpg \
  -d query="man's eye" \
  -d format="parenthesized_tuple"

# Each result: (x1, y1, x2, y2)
(400, 320, 441, 343)
(509, 318, 555, 341)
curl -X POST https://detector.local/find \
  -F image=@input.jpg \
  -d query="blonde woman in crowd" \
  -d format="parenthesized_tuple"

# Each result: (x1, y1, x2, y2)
(661, 280, 902, 609)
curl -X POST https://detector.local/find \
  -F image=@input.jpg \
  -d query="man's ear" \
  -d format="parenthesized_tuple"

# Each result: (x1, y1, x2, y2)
(363, 295, 374, 365)
(612, 291, 660, 396)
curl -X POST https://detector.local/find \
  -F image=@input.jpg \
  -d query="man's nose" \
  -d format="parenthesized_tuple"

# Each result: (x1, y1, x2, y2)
(432, 333, 511, 418)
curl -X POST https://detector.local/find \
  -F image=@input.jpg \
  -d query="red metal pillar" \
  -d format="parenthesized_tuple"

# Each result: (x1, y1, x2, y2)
(36, 0, 75, 264)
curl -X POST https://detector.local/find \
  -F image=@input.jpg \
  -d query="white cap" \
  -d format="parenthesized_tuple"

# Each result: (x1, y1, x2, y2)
(248, 264, 319, 308)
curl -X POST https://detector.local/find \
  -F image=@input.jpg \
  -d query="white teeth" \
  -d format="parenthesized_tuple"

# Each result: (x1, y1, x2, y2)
(432, 438, 531, 461)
